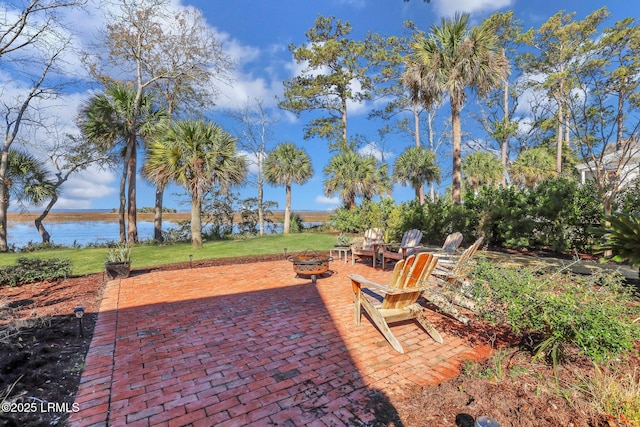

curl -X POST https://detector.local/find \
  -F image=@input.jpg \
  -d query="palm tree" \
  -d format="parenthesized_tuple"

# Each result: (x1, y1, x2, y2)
(79, 83, 165, 244)
(144, 119, 247, 248)
(263, 142, 313, 234)
(324, 150, 390, 209)
(510, 147, 557, 188)
(410, 13, 509, 204)
(1, 150, 56, 244)
(591, 212, 640, 278)
(392, 146, 440, 204)
(462, 151, 505, 194)
(5, 150, 56, 206)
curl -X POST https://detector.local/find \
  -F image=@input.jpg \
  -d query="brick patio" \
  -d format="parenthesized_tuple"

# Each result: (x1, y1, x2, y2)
(68, 257, 491, 427)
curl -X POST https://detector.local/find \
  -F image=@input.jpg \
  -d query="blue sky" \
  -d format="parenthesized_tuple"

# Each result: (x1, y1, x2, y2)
(7, 0, 638, 213)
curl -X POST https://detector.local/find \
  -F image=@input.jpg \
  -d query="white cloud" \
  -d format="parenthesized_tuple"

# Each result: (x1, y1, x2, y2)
(210, 31, 284, 110)
(61, 166, 117, 202)
(434, 0, 514, 17)
(237, 150, 265, 175)
(358, 143, 392, 162)
(53, 197, 93, 210)
(315, 195, 340, 206)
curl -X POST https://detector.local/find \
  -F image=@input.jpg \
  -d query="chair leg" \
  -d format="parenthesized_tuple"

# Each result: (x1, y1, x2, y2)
(354, 290, 361, 326)
(412, 304, 444, 344)
(361, 298, 404, 353)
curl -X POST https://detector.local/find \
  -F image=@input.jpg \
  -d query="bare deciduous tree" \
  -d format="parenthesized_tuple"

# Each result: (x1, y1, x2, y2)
(0, 0, 86, 251)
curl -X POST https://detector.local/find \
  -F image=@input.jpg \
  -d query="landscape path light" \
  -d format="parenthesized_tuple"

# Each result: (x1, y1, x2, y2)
(74, 306, 85, 337)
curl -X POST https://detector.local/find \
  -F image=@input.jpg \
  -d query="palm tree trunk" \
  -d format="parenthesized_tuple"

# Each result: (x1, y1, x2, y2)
(127, 138, 138, 243)
(283, 183, 291, 234)
(118, 155, 128, 244)
(154, 185, 164, 242)
(191, 194, 203, 248)
(451, 94, 463, 204)
(413, 102, 426, 205)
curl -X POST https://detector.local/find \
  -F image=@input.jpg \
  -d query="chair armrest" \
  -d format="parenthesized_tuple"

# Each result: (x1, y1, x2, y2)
(349, 274, 386, 291)
(349, 274, 427, 295)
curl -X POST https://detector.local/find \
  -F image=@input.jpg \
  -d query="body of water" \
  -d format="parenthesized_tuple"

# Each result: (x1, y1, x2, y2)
(7, 219, 325, 249)
(7, 220, 176, 248)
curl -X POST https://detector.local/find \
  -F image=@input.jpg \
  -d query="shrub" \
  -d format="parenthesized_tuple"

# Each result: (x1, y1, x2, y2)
(0, 258, 72, 287)
(329, 199, 396, 234)
(20, 241, 66, 253)
(470, 260, 640, 364)
(289, 212, 304, 233)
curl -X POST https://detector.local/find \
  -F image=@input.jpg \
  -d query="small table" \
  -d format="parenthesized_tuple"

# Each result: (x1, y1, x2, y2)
(330, 246, 351, 264)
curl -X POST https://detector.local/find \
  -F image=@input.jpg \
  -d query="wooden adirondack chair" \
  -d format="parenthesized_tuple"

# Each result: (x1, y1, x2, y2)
(380, 229, 423, 270)
(350, 252, 443, 353)
(421, 232, 464, 259)
(441, 232, 464, 253)
(351, 228, 384, 267)
(434, 236, 484, 275)
(424, 237, 485, 326)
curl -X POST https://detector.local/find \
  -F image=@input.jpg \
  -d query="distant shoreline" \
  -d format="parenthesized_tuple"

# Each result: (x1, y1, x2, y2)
(7, 210, 332, 224)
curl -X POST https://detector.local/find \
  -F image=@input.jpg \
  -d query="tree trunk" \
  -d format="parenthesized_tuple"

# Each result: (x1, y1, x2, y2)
(191, 194, 202, 248)
(0, 150, 9, 252)
(412, 101, 426, 205)
(556, 86, 563, 174)
(35, 195, 57, 243)
(154, 185, 164, 242)
(127, 136, 138, 244)
(341, 96, 348, 152)
(118, 154, 128, 244)
(501, 79, 509, 186)
(283, 183, 291, 234)
(603, 197, 613, 258)
(257, 172, 264, 236)
(451, 94, 463, 204)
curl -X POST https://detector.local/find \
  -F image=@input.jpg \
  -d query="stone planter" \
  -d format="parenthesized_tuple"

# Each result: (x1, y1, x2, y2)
(105, 262, 131, 280)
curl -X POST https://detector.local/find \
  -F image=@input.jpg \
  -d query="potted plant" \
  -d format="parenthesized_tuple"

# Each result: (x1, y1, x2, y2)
(105, 244, 132, 279)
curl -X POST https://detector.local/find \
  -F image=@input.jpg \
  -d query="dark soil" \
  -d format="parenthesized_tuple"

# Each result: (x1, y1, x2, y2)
(0, 254, 637, 427)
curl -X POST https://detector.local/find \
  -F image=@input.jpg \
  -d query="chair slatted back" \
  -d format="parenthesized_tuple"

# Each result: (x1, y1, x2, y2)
(451, 237, 484, 276)
(362, 228, 383, 250)
(442, 232, 463, 253)
(382, 252, 438, 310)
(399, 229, 422, 249)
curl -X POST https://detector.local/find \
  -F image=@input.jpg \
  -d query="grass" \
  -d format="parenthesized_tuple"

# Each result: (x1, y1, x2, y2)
(0, 232, 338, 276)
(575, 364, 640, 425)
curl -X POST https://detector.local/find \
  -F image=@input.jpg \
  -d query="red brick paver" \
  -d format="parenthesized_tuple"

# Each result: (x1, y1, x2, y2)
(69, 258, 491, 426)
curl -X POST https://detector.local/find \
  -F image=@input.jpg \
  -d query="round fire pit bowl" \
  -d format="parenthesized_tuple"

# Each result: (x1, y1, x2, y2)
(287, 250, 333, 284)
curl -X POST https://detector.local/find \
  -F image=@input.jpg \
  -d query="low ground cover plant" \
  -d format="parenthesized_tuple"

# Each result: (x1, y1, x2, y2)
(0, 258, 72, 287)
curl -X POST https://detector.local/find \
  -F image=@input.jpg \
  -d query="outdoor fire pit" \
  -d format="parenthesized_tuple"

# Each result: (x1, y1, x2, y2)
(287, 250, 333, 284)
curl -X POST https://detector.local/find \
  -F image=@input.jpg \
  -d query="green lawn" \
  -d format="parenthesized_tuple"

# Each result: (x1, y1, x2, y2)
(0, 233, 338, 276)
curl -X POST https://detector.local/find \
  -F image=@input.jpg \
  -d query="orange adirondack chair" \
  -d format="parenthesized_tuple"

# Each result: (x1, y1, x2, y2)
(350, 252, 442, 353)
